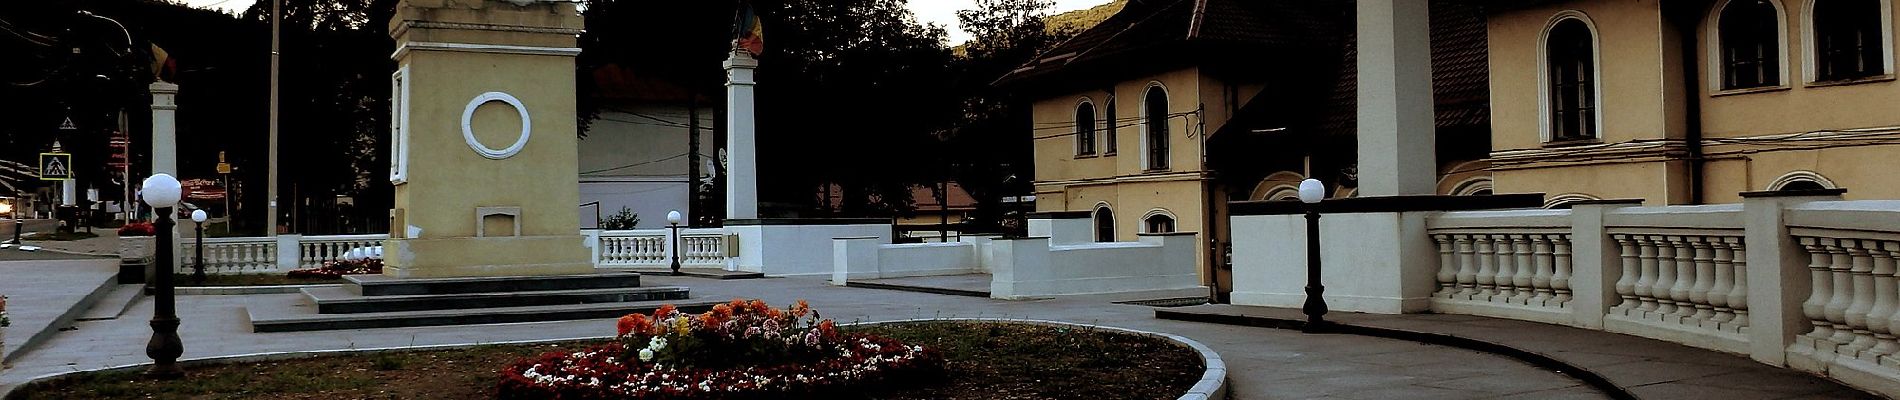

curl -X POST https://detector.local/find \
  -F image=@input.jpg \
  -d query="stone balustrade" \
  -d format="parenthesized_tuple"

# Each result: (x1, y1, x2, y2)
(1427, 209, 1574, 324)
(181, 234, 388, 274)
(594, 228, 735, 269)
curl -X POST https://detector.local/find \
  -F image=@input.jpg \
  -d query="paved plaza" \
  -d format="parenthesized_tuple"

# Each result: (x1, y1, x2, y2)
(0, 259, 1869, 399)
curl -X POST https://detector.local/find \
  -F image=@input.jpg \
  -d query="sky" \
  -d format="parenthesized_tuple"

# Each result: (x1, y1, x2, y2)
(172, 0, 1111, 44)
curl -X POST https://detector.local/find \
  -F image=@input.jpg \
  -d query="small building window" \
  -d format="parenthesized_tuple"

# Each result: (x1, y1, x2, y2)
(1076, 101, 1097, 156)
(1547, 18, 1598, 142)
(1145, 214, 1175, 234)
(1094, 206, 1115, 242)
(1144, 86, 1170, 170)
(1720, 0, 1783, 89)
(1814, 0, 1885, 81)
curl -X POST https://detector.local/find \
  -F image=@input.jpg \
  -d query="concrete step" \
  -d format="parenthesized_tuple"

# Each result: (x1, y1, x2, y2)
(247, 297, 720, 333)
(621, 268, 764, 280)
(75, 284, 146, 321)
(302, 286, 692, 314)
(344, 271, 643, 296)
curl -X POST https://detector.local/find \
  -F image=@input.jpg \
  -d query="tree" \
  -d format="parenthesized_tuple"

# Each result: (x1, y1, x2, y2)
(946, 0, 1078, 229)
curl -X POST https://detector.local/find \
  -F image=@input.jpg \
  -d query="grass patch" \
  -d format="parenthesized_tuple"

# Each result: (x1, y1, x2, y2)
(174, 274, 342, 287)
(12, 322, 1203, 400)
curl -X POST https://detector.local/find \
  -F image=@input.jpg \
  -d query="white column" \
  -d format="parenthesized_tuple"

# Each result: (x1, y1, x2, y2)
(723, 48, 760, 220)
(150, 82, 180, 177)
(1354, 0, 1437, 196)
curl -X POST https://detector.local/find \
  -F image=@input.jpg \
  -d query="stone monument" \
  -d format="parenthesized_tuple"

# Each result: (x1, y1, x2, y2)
(382, 0, 592, 278)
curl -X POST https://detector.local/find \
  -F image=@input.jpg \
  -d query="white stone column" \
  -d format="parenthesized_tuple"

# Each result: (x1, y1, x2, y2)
(1355, 0, 1437, 196)
(1744, 191, 1844, 366)
(724, 48, 760, 220)
(150, 82, 180, 177)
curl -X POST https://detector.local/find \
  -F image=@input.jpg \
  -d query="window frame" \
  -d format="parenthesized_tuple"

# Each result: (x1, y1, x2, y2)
(1709, 0, 1792, 93)
(1103, 92, 1118, 156)
(1802, 0, 1895, 85)
(1142, 209, 1177, 234)
(1075, 98, 1098, 158)
(1537, 12, 1605, 145)
(1141, 83, 1172, 171)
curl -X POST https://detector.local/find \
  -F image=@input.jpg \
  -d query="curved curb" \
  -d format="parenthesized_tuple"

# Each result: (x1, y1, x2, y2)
(3, 319, 1227, 400)
(849, 318, 1227, 400)
(1154, 309, 1633, 400)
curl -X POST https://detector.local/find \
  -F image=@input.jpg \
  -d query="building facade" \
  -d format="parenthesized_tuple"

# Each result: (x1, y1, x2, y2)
(1488, 0, 1900, 206)
(578, 65, 717, 229)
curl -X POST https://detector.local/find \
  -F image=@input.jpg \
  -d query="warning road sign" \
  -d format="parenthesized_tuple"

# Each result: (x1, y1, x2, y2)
(39, 152, 72, 181)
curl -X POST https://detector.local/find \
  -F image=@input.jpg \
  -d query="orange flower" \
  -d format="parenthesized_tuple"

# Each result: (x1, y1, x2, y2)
(712, 303, 733, 318)
(728, 298, 747, 311)
(791, 299, 811, 317)
(700, 311, 722, 326)
(616, 314, 650, 336)
(766, 307, 783, 319)
(749, 299, 768, 312)
(654, 304, 677, 319)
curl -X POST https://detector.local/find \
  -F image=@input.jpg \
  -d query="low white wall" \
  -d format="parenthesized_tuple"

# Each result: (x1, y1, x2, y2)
(832, 239, 979, 284)
(1229, 212, 1437, 314)
(1028, 218, 1092, 245)
(989, 233, 1204, 299)
(733, 222, 891, 277)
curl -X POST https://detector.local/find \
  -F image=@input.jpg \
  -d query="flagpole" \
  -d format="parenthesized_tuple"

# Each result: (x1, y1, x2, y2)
(267, 0, 280, 237)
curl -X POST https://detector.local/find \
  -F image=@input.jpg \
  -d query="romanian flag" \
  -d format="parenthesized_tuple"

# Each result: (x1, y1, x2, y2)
(150, 44, 177, 82)
(734, 2, 763, 56)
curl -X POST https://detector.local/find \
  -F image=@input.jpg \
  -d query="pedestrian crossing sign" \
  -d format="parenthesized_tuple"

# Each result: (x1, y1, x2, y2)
(39, 152, 73, 181)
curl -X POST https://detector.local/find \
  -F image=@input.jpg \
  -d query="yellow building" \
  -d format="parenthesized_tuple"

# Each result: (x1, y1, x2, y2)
(1487, 0, 1900, 205)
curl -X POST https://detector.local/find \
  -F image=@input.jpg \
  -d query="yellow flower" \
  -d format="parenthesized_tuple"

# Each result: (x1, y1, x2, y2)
(673, 316, 690, 335)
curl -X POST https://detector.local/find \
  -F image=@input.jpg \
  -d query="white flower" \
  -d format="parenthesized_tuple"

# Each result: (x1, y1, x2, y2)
(639, 348, 655, 362)
(649, 337, 668, 351)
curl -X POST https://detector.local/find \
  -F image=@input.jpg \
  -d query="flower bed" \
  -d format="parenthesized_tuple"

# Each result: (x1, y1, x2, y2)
(285, 258, 383, 279)
(497, 300, 943, 399)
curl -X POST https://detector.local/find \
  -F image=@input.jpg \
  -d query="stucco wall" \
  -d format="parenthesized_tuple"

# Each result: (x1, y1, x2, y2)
(1490, 0, 1677, 151)
(1229, 212, 1438, 314)
(1695, 0, 1900, 138)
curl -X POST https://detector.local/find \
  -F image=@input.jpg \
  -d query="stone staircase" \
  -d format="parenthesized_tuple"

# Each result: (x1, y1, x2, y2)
(246, 271, 716, 333)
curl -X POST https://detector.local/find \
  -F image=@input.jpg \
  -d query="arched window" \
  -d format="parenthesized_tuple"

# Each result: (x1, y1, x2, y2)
(1145, 214, 1175, 234)
(1143, 85, 1170, 170)
(1719, 0, 1783, 89)
(1546, 17, 1598, 142)
(1768, 171, 1839, 191)
(1813, 0, 1886, 81)
(1093, 206, 1115, 242)
(1076, 100, 1097, 156)
(1103, 93, 1118, 155)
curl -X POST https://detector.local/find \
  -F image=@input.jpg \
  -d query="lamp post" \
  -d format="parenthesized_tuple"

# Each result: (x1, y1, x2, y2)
(141, 174, 185, 379)
(667, 210, 683, 276)
(1298, 178, 1329, 333)
(190, 209, 207, 285)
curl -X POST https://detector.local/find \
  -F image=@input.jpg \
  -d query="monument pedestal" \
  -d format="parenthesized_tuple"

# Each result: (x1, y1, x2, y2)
(383, 236, 593, 278)
(382, 0, 592, 278)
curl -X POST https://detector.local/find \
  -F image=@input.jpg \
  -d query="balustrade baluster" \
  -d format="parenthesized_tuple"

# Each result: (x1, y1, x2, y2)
(1709, 238, 1736, 326)
(1510, 236, 1535, 304)
(1531, 236, 1554, 305)
(1668, 236, 1697, 320)
(1689, 238, 1717, 322)
(1653, 236, 1681, 316)
(1476, 235, 1499, 299)
(1636, 235, 1661, 313)
(1865, 240, 1899, 357)
(1727, 239, 1749, 329)
(1845, 240, 1879, 354)
(1826, 239, 1858, 345)
(1455, 235, 1477, 298)
(1613, 235, 1638, 312)
(1805, 237, 1838, 340)
(1551, 235, 1573, 306)
(1435, 235, 1456, 296)
(1494, 234, 1517, 302)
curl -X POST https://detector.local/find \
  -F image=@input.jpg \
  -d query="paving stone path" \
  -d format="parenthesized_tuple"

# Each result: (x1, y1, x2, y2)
(0, 270, 1634, 399)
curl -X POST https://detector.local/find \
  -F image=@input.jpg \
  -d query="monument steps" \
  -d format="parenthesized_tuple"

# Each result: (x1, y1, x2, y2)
(302, 285, 691, 314)
(244, 271, 708, 332)
(344, 272, 644, 296)
(247, 298, 719, 333)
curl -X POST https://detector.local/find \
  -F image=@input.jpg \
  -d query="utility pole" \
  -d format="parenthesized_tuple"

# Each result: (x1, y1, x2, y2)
(267, 0, 281, 236)
(687, 91, 699, 227)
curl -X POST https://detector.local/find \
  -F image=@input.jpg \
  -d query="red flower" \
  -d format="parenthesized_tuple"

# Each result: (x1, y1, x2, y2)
(653, 304, 677, 319)
(616, 314, 649, 336)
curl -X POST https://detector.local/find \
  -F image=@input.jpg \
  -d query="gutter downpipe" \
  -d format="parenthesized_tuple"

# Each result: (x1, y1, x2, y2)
(1675, 2, 1708, 205)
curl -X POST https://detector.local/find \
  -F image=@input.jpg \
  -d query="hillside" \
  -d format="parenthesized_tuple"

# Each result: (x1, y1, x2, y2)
(1046, 0, 1124, 34)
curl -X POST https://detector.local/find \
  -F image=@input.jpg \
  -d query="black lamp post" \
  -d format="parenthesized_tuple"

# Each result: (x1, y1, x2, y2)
(190, 209, 207, 285)
(667, 210, 683, 276)
(1297, 178, 1329, 333)
(141, 174, 185, 379)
